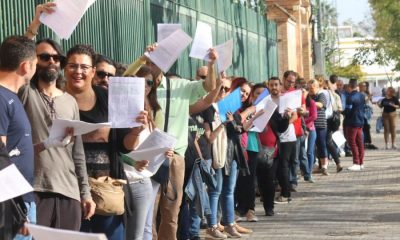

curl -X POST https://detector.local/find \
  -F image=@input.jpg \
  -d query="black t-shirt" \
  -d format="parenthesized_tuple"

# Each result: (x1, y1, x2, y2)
(0, 86, 34, 202)
(185, 114, 212, 170)
(380, 97, 399, 113)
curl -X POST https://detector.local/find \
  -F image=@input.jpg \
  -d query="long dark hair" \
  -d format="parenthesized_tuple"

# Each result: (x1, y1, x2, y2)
(136, 66, 161, 113)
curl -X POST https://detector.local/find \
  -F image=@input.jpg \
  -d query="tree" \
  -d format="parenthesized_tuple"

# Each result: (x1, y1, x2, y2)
(369, 0, 400, 71)
(329, 63, 365, 80)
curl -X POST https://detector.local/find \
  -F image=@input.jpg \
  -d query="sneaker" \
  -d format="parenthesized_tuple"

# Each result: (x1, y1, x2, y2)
(392, 145, 397, 150)
(347, 164, 361, 171)
(274, 195, 291, 204)
(206, 225, 227, 239)
(225, 224, 242, 238)
(235, 214, 244, 222)
(217, 223, 224, 232)
(245, 210, 258, 222)
(336, 163, 343, 173)
(265, 208, 274, 216)
(305, 177, 315, 183)
(234, 223, 252, 234)
(321, 168, 329, 176)
(360, 164, 364, 170)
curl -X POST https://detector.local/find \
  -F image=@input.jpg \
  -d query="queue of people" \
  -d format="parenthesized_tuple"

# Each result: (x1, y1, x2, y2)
(0, 2, 395, 240)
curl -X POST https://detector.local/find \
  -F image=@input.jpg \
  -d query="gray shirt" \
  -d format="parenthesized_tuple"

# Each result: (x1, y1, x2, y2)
(18, 82, 91, 201)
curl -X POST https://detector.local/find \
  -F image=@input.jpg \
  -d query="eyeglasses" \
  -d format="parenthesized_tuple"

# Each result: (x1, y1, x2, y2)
(37, 53, 64, 62)
(66, 63, 93, 73)
(199, 75, 207, 80)
(96, 70, 114, 79)
(146, 79, 154, 87)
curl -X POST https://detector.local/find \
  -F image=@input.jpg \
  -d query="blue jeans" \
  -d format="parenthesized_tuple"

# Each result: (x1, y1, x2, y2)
(179, 198, 202, 239)
(14, 201, 36, 240)
(316, 128, 328, 158)
(81, 215, 124, 240)
(298, 136, 309, 181)
(306, 130, 317, 179)
(208, 160, 238, 226)
(289, 138, 301, 186)
(126, 178, 153, 240)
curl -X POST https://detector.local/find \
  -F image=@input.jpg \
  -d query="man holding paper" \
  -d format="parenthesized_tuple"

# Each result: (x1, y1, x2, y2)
(18, 40, 95, 231)
(0, 36, 37, 240)
(123, 40, 217, 239)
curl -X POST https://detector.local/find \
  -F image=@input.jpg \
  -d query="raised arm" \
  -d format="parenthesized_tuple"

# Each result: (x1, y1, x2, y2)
(25, 2, 56, 40)
(203, 49, 218, 92)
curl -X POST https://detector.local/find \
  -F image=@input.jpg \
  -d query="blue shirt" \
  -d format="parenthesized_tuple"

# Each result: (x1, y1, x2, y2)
(0, 86, 34, 202)
(344, 90, 365, 128)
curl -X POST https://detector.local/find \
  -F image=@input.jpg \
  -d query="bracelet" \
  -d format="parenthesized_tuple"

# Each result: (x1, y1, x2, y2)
(26, 27, 38, 36)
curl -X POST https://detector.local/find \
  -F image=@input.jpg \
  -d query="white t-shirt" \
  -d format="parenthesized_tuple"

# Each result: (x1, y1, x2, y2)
(278, 123, 296, 142)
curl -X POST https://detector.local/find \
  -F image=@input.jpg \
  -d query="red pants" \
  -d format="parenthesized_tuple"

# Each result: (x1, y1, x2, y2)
(346, 127, 364, 165)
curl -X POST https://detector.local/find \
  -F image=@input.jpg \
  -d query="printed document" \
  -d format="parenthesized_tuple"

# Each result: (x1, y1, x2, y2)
(0, 164, 33, 202)
(217, 88, 242, 122)
(39, 0, 97, 39)
(27, 224, 107, 240)
(214, 39, 233, 72)
(145, 29, 192, 73)
(49, 119, 111, 139)
(189, 21, 213, 61)
(279, 90, 302, 113)
(250, 98, 277, 132)
(108, 77, 145, 128)
(157, 23, 182, 42)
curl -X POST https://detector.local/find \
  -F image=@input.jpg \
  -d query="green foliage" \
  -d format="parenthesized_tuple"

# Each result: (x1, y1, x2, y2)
(329, 63, 365, 80)
(369, 0, 400, 70)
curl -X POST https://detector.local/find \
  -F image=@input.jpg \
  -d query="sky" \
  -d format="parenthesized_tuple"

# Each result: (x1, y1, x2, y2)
(336, 0, 371, 25)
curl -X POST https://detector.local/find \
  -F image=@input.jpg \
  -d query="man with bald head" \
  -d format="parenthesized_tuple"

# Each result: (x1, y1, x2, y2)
(195, 66, 208, 80)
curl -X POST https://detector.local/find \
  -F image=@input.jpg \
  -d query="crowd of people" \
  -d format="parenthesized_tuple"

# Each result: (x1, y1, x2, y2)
(1, 2, 398, 240)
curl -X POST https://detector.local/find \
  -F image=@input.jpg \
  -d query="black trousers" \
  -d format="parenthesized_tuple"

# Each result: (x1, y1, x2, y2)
(363, 122, 372, 144)
(235, 150, 259, 214)
(257, 141, 295, 212)
(326, 127, 341, 165)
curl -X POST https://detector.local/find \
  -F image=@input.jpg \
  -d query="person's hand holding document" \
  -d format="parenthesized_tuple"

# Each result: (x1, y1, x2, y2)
(39, 0, 97, 39)
(108, 77, 145, 128)
(279, 90, 302, 113)
(145, 29, 192, 73)
(249, 98, 277, 132)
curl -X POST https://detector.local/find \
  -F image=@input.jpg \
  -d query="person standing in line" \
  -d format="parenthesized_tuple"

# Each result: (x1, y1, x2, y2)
(0, 35, 37, 240)
(344, 79, 366, 171)
(378, 86, 399, 150)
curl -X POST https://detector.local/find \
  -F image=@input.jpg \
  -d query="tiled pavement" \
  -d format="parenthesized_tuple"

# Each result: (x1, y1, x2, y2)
(200, 109, 400, 240)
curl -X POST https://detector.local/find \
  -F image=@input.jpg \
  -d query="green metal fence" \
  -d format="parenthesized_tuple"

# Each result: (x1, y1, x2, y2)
(0, 0, 278, 82)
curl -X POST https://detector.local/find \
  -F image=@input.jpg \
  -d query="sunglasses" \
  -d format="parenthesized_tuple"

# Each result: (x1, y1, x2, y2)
(37, 53, 63, 62)
(220, 86, 230, 92)
(96, 70, 114, 79)
(199, 75, 207, 80)
(146, 79, 154, 87)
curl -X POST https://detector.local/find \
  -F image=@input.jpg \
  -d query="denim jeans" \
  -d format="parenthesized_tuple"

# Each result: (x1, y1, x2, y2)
(126, 177, 153, 240)
(178, 198, 202, 239)
(143, 180, 160, 240)
(207, 160, 238, 226)
(81, 215, 124, 240)
(316, 128, 328, 158)
(14, 201, 36, 240)
(306, 130, 317, 179)
(298, 136, 310, 181)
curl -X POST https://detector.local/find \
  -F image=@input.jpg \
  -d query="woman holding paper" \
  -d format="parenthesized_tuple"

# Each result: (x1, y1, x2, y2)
(203, 78, 251, 239)
(64, 44, 152, 240)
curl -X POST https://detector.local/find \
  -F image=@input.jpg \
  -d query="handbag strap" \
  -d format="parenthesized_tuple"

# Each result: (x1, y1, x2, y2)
(164, 77, 171, 132)
(193, 136, 204, 160)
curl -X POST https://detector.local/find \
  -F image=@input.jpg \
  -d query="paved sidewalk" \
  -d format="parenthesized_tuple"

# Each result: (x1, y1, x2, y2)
(200, 110, 400, 239)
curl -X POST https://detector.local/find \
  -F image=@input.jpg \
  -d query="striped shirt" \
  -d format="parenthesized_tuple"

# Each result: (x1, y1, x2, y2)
(313, 92, 327, 129)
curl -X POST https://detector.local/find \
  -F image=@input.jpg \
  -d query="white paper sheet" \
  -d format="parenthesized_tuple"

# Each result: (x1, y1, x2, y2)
(332, 131, 347, 147)
(214, 39, 233, 72)
(372, 96, 384, 103)
(250, 99, 277, 132)
(279, 90, 302, 113)
(0, 164, 33, 202)
(189, 22, 213, 61)
(48, 119, 111, 139)
(108, 77, 145, 128)
(145, 29, 192, 73)
(124, 129, 177, 176)
(157, 23, 182, 42)
(27, 224, 107, 240)
(39, 0, 97, 39)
